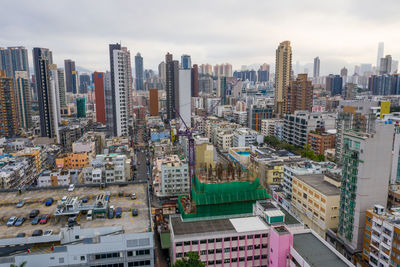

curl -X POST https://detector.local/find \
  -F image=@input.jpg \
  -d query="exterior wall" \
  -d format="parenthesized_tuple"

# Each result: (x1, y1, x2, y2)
(113, 50, 129, 137)
(306, 132, 336, 155)
(195, 143, 215, 168)
(338, 123, 394, 251)
(94, 71, 106, 124)
(178, 69, 192, 128)
(149, 89, 159, 116)
(172, 231, 269, 266)
(56, 153, 89, 169)
(291, 177, 339, 238)
(268, 226, 293, 267)
(160, 161, 189, 197)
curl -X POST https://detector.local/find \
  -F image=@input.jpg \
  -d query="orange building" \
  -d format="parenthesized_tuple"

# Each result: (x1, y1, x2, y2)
(306, 132, 335, 155)
(149, 89, 159, 116)
(56, 153, 89, 169)
(284, 73, 313, 114)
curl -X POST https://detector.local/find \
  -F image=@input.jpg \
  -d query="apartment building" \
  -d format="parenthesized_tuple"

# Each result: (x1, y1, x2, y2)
(261, 119, 283, 137)
(233, 111, 248, 126)
(56, 153, 89, 170)
(362, 205, 400, 267)
(282, 111, 336, 147)
(306, 131, 336, 155)
(0, 156, 35, 188)
(233, 128, 264, 147)
(216, 130, 234, 152)
(82, 153, 131, 184)
(291, 173, 341, 238)
(152, 155, 189, 197)
(38, 169, 71, 187)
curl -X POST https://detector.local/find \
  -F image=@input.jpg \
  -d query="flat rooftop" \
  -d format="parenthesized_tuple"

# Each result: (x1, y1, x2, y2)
(0, 183, 150, 239)
(296, 174, 340, 196)
(293, 232, 349, 267)
(171, 216, 268, 237)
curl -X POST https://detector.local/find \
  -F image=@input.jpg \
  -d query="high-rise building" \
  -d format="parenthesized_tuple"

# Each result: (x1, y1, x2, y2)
(57, 68, 67, 107)
(258, 63, 270, 82)
(0, 70, 18, 137)
(165, 53, 179, 121)
(76, 97, 86, 118)
(340, 67, 348, 77)
(326, 74, 343, 96)
(0, 47, 30, 78)
(94, 72, 106, 124)
(122, 47, 133, 117)
(158, 61, 166, 81)
(14, 71, 32, 130)
(71, 70, 79, 94)
(33, 47, 58, 139)
(380, 55, 392, 75)
(360, 64, 372, 76)
(109, 44, 130, 136)
(275, 41, 292, 117)
(191, 64, 199, 97)
(64, 59, 76, 93)
(104, 71, 113, 130)
(284, 74, 313, 114)
(135, 52, 144, 91)
(149, 89, 158, 116)
(377, 42, 384, 70)
(79, 73, 91, 94)
(392, 60, 399, 73)
(178, 68, 192, 128)
(313, 57, 320, 78)
(181, 54, 191, 69)
(337, 122, 393, 257)
(49, 64, 61, 126)
(248, 105, 274, 131)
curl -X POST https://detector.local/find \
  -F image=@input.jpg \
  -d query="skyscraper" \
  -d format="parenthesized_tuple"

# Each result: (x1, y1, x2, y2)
(57, 68, 67, 107)
(149, 89, 158, 116)
(104, 71, 113, 130)
(135, 52, 144, 91)
(165, 53, 179, 121)
(284, 74, 313, 114)
(0, 46, 30, 78)
(275, 41, 292, 117)
(122, 47, 133, 117)
(49, 64, 61, 126)
(178, 68, 192, 128)
(313, 57, 320, 78)
(79, 73, 91, 94)
(326, 74, 343, 96)
(0, 70, 18, 137)
(109, 43, 130, 136)
(64, 59, 76, 93)
(191, 64, 199, 97)
(181, 54, 192, 69)
(94, 72, 106, 124)
(380, 55, 392, 75)
(33, 47, 58, 139)
(377, 42, 384, 70)
(15, 71, 32, 130)
(340, 67, 348, 77)
(71, 70, 79, 94)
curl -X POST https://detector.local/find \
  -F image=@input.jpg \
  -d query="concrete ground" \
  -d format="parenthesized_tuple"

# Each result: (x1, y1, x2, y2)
(0, 183, 150, 238)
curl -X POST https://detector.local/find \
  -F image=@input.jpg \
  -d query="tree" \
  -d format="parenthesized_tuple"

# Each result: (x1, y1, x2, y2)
(10, 262, 27, 267)
(173, 252, 205, 267)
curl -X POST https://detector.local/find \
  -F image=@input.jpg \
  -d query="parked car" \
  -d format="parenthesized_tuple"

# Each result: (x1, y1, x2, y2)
(132, 208, 138, 216)
(45, 198, 54, 206)
(16, 200, 25, 208)
(81, 196, 89, 203)
(68, 184, 75, 192)
(32, 229, 43, 237)
(115, 207, 122, 218)
(118, 191, 124, 197)
(7, 216, 17, 226)
(108, 206, 114, 219)
(16, 233, 26, 238)
(39, 214, 50, 224)
(131, 193, 136, 200)
(15, 217, 26, 226)
(43, 230, 53, 236)
(29, 209, 40, 218)
(31, 216, 40, 225)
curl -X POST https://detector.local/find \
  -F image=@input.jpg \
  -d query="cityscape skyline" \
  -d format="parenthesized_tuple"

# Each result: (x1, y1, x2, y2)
(1, 0, 400, 74)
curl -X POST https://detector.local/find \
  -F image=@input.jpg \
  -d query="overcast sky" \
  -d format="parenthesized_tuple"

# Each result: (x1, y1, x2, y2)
(1, 0, 400, 75)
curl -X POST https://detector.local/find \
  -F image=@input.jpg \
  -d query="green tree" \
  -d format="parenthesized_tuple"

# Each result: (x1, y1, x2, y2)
(10, 262, 27, 267)
(316, 154, 326, 162)
(173, 252, 205, 267)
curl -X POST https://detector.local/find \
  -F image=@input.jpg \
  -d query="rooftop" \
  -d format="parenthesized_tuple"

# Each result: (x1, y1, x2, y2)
(295, 174, 340, 196)
(293, 232, 349, 267)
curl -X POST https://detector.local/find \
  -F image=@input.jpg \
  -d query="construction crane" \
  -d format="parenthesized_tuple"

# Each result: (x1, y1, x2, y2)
(172, 78, 236, 205)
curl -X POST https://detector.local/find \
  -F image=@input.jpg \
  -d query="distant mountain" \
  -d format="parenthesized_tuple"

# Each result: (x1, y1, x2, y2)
(76, 66, 93, 74)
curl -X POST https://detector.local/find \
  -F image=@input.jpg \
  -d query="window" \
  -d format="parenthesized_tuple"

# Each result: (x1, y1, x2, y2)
(239, 236, 245, 240)
(239, 257, 245, 262)
(176, 242, 182, 247)
(208, 239, 214, 243)
(232, 236, 238, 240)
(80, 256, 85, 261)
(239, 246, 245, 251)
(216, 238, 222, 242)
(224, 237, 230, 241)
(247, 245, 253, 250)
(184, 241, 190, 246)
(200, 240, 207, 244)
(208, 250, 214, 254)
(176, 253, 183, 258)
(247, 235, 253, 239)
(216, 249, 222, 253)
(247, 256, 253, 261)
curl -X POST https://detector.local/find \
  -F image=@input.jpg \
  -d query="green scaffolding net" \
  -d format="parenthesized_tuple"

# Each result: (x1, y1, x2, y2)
(178, 176, 270, 219)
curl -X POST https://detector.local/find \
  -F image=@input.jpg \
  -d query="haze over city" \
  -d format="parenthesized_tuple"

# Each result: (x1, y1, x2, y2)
(1, 0, 400, 74)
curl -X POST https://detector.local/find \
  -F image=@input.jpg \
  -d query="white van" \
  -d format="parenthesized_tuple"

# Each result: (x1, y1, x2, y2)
(87, 210, 93, 221)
